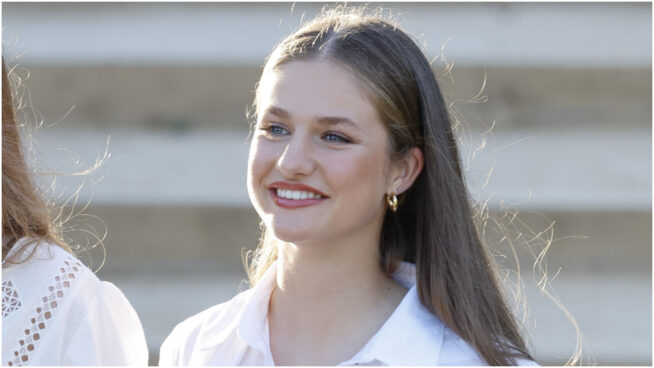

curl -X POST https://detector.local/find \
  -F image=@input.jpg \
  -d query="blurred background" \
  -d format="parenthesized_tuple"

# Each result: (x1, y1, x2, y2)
(2, 2, 651, 365)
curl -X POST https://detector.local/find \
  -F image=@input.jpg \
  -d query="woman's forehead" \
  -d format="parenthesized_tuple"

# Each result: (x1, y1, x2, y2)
(257, 60, 381, 126)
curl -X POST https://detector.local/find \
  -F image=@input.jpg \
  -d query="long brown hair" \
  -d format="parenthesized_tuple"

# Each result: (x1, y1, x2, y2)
(2, 58, 70, 263)
(245, 6, 533, 365)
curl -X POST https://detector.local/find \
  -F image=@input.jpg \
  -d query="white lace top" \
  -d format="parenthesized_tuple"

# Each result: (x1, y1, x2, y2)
(2, 238, 148, 366)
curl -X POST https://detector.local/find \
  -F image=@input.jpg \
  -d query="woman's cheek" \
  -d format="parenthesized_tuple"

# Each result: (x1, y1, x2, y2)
(248, 137, 272, 176)
(341, 150, 386, 187)
(247, 137, 270, 200)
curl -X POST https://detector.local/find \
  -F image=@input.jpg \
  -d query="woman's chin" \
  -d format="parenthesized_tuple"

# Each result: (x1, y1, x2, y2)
(268, 224, 316, 244)
(270, 230, 306, 244)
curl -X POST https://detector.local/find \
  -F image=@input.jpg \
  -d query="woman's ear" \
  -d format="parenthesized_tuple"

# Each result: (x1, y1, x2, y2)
(389, 147, 424, 194)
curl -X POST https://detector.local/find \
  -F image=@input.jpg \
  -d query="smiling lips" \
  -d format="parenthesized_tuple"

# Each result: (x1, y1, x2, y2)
(269, 182, 328, 209)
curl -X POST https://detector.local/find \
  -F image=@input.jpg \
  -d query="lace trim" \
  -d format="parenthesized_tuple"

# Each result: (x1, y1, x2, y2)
(6, 256, 83, 366)
(2, 281, 22, 317)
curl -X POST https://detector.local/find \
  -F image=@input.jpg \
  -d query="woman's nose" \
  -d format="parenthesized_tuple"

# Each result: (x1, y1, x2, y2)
(276, 134, 315, 178)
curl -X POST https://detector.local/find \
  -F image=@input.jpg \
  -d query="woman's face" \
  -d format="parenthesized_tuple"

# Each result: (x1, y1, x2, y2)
(247, 59, 399, 245)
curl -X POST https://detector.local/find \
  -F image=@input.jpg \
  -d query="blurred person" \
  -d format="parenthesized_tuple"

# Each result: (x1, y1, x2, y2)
(1, 58, 149, 365)
(160, 7, 538, 366)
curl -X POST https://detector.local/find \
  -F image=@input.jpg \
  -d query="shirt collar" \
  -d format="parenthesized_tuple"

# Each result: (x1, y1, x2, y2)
(340, 262, 445, 366)
(235, 262, 278, 354)
(198, 262, 278, 352)
(199, 261, 446, 366)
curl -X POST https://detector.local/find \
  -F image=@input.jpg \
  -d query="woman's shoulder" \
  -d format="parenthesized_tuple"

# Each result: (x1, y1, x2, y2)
(3, 239, 103, 298)
(159, 286, 255, 365)
(437, 327, 488, 365)
(2, 238, 148, 365)
(5, 239, 90, 270)
(171, 286, 253, 333)
(439, 327, 539, 366)
(4, 239, 139, 311)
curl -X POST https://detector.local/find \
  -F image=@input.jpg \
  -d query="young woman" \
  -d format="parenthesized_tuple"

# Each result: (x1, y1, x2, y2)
(2, 59, 149, 365)
(161, 7, 536, 366)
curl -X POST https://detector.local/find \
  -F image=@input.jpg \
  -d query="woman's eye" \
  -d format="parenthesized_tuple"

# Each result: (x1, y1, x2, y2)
(260, 123, 289, 137)
(323, 132, 351, 144)
(270, 125, 287, 135)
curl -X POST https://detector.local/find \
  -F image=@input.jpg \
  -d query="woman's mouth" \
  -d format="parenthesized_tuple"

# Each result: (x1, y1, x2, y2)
(269, 182, 328, 209)
(275, 189, 323, 200)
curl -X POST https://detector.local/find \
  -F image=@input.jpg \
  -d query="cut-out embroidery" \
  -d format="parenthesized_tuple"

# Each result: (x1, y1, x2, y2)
(2, 280, 22, 318)
(6, 256, 82, 366)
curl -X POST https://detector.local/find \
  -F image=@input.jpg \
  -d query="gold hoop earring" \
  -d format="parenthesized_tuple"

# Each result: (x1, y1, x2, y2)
(386, 193, 398, 212)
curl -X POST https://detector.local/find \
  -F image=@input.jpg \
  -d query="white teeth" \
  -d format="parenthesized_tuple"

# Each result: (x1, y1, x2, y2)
(275, 188, 322, 200)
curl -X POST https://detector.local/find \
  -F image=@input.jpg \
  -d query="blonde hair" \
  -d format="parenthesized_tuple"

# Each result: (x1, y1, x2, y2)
(2, 59, 70, 263)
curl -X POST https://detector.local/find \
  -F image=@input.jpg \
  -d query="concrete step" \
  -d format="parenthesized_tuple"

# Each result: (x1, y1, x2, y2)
(3, 3, 650, 68)
(31, 129, 651, 211)
(13, 65, 651, 132)
(66, 205, 650, 275)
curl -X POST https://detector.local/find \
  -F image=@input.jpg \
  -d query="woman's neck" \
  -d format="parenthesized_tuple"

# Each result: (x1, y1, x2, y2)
(276, 237, 385, 299)
(268, 233, 407, 365)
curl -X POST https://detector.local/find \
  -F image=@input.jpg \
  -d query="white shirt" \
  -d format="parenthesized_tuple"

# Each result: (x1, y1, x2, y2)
(160, 261, 536, 366)
(2, 239, 149, 366)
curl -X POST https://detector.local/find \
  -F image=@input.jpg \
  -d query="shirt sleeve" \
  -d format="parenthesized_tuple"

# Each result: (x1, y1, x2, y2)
(159, 316, 203, 366)
(62, 281, 149, 365)
(159, 324, 182, 365)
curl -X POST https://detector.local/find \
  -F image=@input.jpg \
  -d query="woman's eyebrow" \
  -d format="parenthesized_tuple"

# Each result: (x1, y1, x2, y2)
(316, 116, 358, 128)
(263, 106, 361, 130)
(316, 117, 365, 135)
(262, 106, 290, 119)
